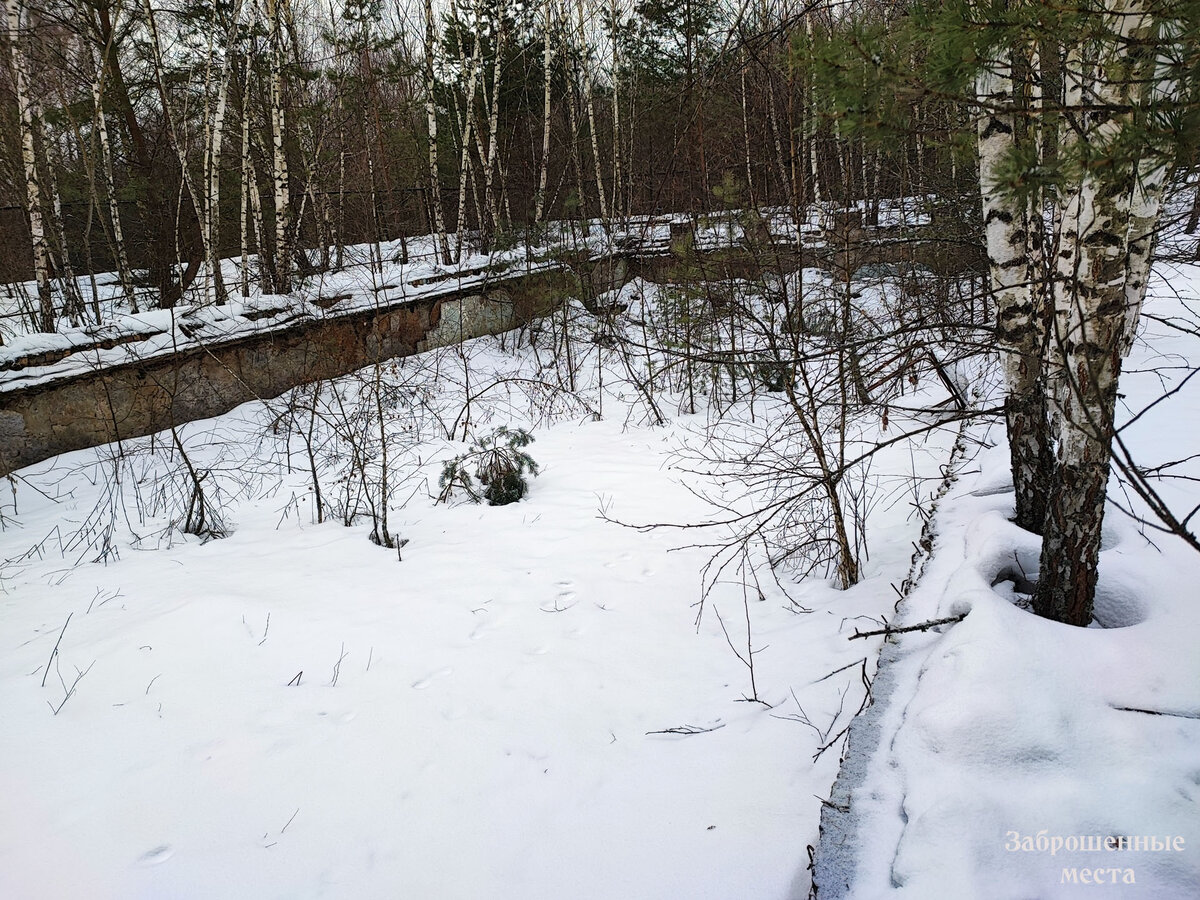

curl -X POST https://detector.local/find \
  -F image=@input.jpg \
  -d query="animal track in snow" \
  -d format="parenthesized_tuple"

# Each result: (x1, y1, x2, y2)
(137, 845, 174, 867)
(541, 580, 578, 612)
(411, 667, 452, 690)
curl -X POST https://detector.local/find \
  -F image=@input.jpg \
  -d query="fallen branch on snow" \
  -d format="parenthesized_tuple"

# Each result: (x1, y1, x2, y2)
(849, 613, 967, 641)
(645, 724, 726, 736)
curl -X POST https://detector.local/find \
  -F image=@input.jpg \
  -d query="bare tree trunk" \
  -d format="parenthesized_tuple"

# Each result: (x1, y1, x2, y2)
(267, 0, 291, 293)
(564, 59, 586, 221)
(364, 109, 383, 274)
(740, 62, 756, 209)
(249, 153, 268, 291)
(89, 42, 137, 312)
(1035, 4, 1162, 626)
(449, 0, 483, 260)
(421, 0, 450, 263)
(142, 0, 214, 306)
(37, 109, 87, 325)
(335, 94, 345, 271)
(59, 88, 105, 322)
(575, 0, 607, 225)
(481, 10, 506, 245)
(204, 1, 242, 306)
(976, 50, 1052, 534)
(239, 56, 254, 296)
(533, 0, 553, 224)
(6, 0, 54, 331)
(609, 0, 624, 222)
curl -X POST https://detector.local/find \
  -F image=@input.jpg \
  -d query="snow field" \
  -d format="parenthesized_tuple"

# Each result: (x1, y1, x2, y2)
(0, 270, 959, 898)
(838, 265, 1200, 899)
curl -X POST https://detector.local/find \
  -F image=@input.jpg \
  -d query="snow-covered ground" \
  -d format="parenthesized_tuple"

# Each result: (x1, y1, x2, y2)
(0, 266, 960, 898)
(3, 237, 1196, 899)
(821, 261, 1200, 899)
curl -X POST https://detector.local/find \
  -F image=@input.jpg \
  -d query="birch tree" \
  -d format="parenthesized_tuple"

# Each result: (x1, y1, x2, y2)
(1034, 1, 1179, 625)
(532, 0, 552, 224)
(975, 46, 1051, 534)
(816, 0, 1194, 625)
(88, 40, 137, 311)
(6, 0, 54, 331)
(202, 0, 245, 306)
(266, 0, 290, 293)
(421, 0, 450, 263)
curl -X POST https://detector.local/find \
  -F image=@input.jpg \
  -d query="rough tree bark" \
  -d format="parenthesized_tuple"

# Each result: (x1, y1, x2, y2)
(267, 0, 291, 293)
(421, 0, 451, 263)
(975, 48, 1052, 534)
(533, 0, 553, 224)
(1035, 2, 1166, 626)
(6, 0, 54, 331)
(88, 41, 137, 312)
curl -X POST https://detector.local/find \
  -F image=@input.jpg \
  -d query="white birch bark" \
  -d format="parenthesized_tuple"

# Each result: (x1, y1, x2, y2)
(450, 0, 483, 260)
(609, 0, 623, 222)
(267, 0, 291, 293)
(422, 0, 451, 263)
(575, 0, 607, 224)
(89, 42, 137, 312)
(240, 55, 253, 296)
(1037, 1, 1159, 625)
(6, 0, 53, 331)
(203, 0, 243, 306)
(1119, 15, 1177, 355)
(142, 0, 214, 304)
(975, 50, 1050, 532)
(533, 0, 553, 224)
(39, 108, 86, 325)
(740, 62, 755, 208)
(1120, 159, 1167, 353)
(481, 9, 505, 243)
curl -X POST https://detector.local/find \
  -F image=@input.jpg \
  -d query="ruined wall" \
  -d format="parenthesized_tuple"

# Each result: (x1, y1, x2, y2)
(0, 268, 575, 477)
(0, 232, 979, 477)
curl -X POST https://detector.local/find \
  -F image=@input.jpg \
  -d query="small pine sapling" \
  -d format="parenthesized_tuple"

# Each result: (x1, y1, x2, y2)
(438, 426, 540, 506)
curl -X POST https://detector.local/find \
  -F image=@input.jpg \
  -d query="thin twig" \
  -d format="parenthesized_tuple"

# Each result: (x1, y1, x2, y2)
(41, 613, 72, 688)
(47, 660, 95, 715)
(281, 808, 300, 833)
(849, 613, 967, 641)
(646, 723, 726, 736)
(330, 643, 348, 686)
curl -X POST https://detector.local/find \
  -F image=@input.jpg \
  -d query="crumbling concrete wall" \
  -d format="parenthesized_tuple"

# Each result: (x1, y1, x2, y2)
(0, 268, 575, 477)
(0, 230, 979, 477)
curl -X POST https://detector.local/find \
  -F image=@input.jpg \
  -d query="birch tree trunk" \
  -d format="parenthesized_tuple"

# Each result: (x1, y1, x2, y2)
(533, 0, 553, 224)
(143, 0, 214, 306)
(89, 43, 137, 312)
(38, 109, 87, 325)
(450, 0, 483, 260)
(975, 50, 1052, 534)
(204, 1, 242, 306)
(481, 11, 506, 246)
(609, 0, 623, 222)
(575, 0, 607, 225)
(1035, 2, 1162, 626)
(335, 94, 345, 271)
(6, 0, 54, 332)
(740, 62, 755, 209)
(421, 0, 450, 263)
(267, 0, 291, 293)
(240, 56, 254, 296)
